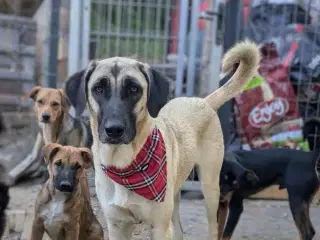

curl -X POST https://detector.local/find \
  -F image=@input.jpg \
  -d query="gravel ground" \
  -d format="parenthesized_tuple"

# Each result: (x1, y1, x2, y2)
(2, 127, 320, 239)
(3, 172, 320, 240)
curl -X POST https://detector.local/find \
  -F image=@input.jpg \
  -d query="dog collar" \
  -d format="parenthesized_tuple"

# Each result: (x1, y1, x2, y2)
(101, 127, 167, 202)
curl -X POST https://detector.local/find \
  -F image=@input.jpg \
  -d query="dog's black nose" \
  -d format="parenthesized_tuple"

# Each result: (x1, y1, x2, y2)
(58, 181, 73, 192)
(105, 124, 125, 138)
(42, 112, 51, 122)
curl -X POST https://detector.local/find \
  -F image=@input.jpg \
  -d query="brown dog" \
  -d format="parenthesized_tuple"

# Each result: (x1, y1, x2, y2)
(30, 144, 103, 240)
(29, 86, 91, 147)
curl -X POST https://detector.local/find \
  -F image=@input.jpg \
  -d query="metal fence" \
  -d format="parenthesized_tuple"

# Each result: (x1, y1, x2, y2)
(80, 0, 223, 98)
(67, 0, 320, 184)
(226, 0, 320, 152)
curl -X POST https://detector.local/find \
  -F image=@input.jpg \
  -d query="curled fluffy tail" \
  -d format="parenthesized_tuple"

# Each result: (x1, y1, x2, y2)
(205, 40, 261, 110)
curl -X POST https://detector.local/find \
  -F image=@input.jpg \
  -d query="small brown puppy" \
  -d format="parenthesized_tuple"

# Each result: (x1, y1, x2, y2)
(30, 144, 103, 240)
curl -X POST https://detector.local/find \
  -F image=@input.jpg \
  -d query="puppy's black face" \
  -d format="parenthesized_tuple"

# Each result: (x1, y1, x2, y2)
(55, 162, 78, 192)
(220, 156, 259, 200)
(91, 75, 143, 144)
(219, 171, 238, 199)
(43, 144, 93, 193)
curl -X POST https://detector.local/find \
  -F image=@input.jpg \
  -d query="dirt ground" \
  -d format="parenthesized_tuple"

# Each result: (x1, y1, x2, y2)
(3, 171, 320, 240)
(2, 126, 320, 239)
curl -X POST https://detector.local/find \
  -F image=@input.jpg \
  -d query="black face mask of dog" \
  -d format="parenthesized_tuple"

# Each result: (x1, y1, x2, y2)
(220, 158, 259, 200)
(84, 59, 170, 145)
(43, 143, 93, 193)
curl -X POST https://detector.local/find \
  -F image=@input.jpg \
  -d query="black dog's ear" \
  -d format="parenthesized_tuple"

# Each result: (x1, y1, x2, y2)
(244, 170, 259, 186)
(84, 60, 98, 102)
(138, 63, 170, 118)
(64, 69, 86, 116)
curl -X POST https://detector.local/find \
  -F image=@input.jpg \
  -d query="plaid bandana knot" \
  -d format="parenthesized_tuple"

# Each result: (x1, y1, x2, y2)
(101, 127, 167, 202)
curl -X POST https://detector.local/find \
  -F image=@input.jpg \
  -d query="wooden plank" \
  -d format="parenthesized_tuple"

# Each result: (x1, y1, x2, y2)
(182, 180, 201, 192)
(250, 186, 320, 201)
(181, 181, 320, 202)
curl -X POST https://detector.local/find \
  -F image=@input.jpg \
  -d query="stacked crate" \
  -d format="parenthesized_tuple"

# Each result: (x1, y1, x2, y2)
(0, 14, 36, 112)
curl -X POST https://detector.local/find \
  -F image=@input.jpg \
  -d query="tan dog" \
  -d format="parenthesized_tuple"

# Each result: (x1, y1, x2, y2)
(29, 86, 91, 147)
(30, 144, 104, 240)
(84, 41, 260, 240)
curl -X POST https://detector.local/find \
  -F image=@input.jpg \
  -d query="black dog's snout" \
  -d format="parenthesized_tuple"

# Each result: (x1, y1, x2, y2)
(105, 123, 125, 138)
(58, 181, 73, 192)
(42, 112, 51, 122)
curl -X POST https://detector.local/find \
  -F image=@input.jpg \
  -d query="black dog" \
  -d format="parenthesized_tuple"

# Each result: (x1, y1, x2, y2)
(0, 164, 10, 239)
(219, 148, 320, 240)
(64, 68, 171, 118)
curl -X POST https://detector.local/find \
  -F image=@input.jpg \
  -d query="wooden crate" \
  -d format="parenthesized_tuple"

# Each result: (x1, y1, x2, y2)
(250, 185, 320, 201)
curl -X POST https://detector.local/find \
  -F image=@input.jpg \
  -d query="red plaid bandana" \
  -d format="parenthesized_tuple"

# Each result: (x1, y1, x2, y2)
(101, 127, 167, 202)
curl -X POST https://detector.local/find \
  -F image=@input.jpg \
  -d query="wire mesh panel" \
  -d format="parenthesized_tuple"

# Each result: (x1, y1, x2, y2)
(225, 0, 320, 151)
(87, 0, 224, 98)
(89, 0, 177, 84)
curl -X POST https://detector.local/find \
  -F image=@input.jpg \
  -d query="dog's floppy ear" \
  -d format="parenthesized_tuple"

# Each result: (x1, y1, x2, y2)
(138, 63, 170, 117)
(78, 148, 93, 169)
(64, 69, 86, 116)
(42, 143, 62, 164)
(84, 60, 98, 102)
(243, 170, 259, 186)
(58, 89, 70, 113)
(29, 86, 42, 101)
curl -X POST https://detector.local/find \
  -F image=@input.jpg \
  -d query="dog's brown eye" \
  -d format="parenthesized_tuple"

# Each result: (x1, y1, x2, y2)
(55, 160, 62, 166)
(94, 85, 103, 95)
(52, 102, 59, 107)
(129, 86, 138, 93)
(37, 99, 43, 104)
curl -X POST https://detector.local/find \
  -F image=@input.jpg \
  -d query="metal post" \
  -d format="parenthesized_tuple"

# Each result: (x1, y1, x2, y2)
(81, 0, 91, 69)
(223, 0, 242, 53)
(47, 0, 61, 88)
(208, 0, 222, 93)
(186, 0, 200, 97)
(219, 0, 243, 149)
(175, 0, 189, 97)
(68, 0, 82, 77)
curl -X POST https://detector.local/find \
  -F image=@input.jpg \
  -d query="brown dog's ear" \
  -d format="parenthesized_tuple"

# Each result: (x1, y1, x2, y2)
(29, 86, 42, 100)
(58, 89, 70, 113)
(42, 143, 61, 164)
(78, 148, 93, 169)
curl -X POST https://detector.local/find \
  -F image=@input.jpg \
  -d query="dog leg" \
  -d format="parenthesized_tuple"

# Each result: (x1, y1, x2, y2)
(87, 220, 104, 240)
(30, 217, 45, 240)
(304, 202, 316, 238)
(288, 194, 315, 240)
(152, 220, 174, 240)
(65, 223, 80, 240)
(222, 194, 244, 240)
(107, 220, 134, 240)
(172, 191, 183, 240)
(218, 201, 228, 240)
(199, 173, 220, 240)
